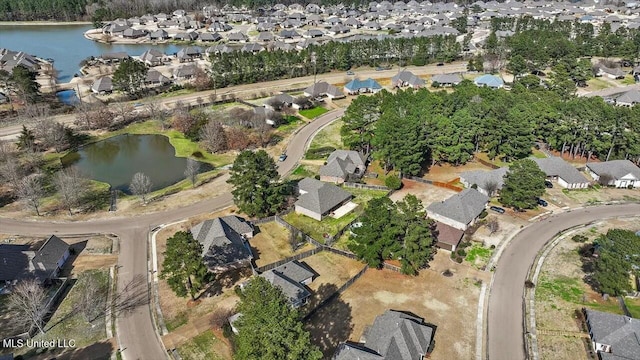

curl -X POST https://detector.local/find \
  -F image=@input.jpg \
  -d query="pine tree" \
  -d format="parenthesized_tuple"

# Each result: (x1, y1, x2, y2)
(499, 159, 547, 210)
(160, 231, 212, 300)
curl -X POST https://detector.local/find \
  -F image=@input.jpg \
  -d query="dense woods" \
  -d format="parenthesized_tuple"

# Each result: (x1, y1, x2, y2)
(342, 82, 640, 176)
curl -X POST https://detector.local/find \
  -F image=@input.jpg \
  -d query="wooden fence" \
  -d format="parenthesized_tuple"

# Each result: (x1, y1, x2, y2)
(405, 176, 463, 192)
(254, 247, 324, 273)
(342, 182, 390, 191)
(302, 265, 369, 320)
(474, 155, 501, 169)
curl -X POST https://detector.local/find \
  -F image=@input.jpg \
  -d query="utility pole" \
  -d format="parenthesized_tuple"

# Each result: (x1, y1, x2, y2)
(311, 51, 317, 84)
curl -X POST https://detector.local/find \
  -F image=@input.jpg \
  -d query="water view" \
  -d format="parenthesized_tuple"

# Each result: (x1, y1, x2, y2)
(61, 134, 211, 193)
(0, 24, 182, 82)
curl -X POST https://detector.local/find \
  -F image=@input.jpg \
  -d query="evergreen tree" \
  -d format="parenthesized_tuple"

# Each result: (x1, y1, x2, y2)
(17, 125, 36, 151)
(160, 231, 212, 300)
(234, 277, 322, 360)
(10, 65, 40, 104)
(499, 159, 547, 210)
(112, 58, 148, 97)
(592, 229, 640, 296)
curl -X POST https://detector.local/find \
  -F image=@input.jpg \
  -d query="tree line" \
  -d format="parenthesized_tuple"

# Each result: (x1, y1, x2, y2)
(341, 82, 640, 176)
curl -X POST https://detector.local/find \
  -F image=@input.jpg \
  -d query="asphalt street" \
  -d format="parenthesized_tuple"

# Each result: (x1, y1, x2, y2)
(487, 203, 640, 360)
(0, 108, 343, 359)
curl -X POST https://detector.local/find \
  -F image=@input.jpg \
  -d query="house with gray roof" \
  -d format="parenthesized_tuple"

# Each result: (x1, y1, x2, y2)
(460, 167, 508, 196)
(0, 235, 70, 287)
(333, 310, 435, 360)
(586, 160, 640, 188)
(532, 157, 590, 189)
(597, 65, 627, 80)
(612, 89, 640, 107)
(177, 46, 201, 62)
(584, 309, 640, 360)
(427, 188, 489, 231)
(91, 77, 113, 94)
(260, 260, 315, 308)
(295, 178, 353, 221)
(304, 81, 345, 99)
(149, 29, 169, 40)
(320, 150, 368, 184)
(431, 73, 463, 86)
(145, 70, 171, 86)
(190, 216, 254, 272)
(174, 64, 197, 79)
(139, 49, 165, 66)
(391, 70, 426, 89)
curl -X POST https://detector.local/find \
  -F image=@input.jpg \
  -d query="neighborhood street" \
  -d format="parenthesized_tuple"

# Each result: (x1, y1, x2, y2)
(487, 203, 640, 360)
(0, 108, 343, 359)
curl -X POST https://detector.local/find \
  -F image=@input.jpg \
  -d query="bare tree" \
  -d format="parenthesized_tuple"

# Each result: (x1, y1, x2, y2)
(200, 121, 227, 153)
(54, 167, 88, 216)
(16, 174, 45, 216)
(288, 228, 304, 251)
(75, 273, 108, 323)
(184, 158, 200, 187)
(34, 118, 68, 153)
(0, 141, 16, 163)
(113, 102, 136, 126)
(75, 102, 113, 130)
(19, 103, 50, 124)
(7, 279, 48, 334)
(486, 219, 500, 234)
(0, 157, 23, 190)
(192, 67, 212, 91)
(266, 98, 285, 111)
(130, 172, 152, 204)
(145, 98, 169, 129)
(597, 173, 614, 187)
(484, 181, 499, 197)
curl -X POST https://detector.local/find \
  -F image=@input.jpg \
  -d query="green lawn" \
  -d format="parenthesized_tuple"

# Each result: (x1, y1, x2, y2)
(276, 116, 304, 135)
(586, 78, 614, 90)
(532, 148, 547, 158)
(305, 119, 344, 159)
(537, 275, 622, 314)
(625, 298, 640, 318)
(153, 88, 197, 98)
(621, 75, 636, 85)
(176, 330, 225, 360)
(464, 244, 492, 269)
(299, 106, 329, 119)
(290, 165, 315, 180)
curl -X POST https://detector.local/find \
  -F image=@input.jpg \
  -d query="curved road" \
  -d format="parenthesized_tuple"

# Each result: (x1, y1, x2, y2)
(487, 203, 640, 360)
(0, 108, 344, 360)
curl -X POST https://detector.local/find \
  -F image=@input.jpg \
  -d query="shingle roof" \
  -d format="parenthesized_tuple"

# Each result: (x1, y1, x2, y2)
(295, 178, 352, 215)
(460, 167, 508, 192)
(431, 73, 463, 85)
(587, 160, 640, 180)
(585, 309, 640, 360)
(474, 74, 504, 88)
(274, 260, 314, 283)
(190, 216, 253, 270)
(260, 260, 313, 305)
(0, 244, 32, 282)
(532, 157, 589, 185)
(320, 150, 367, 179)
(304, 81, 345, 98)
(363, 310, 434, 359)
(434, 221, 464, 248)
(344, 78, 383, 92)
(392, 70, 426, 87)
(615, 89, 640, 105)
(31, 235, 69, 277)
(427, 188, 489, 225)
(334, 343, 384, 360)
(91, 77, 113, 92)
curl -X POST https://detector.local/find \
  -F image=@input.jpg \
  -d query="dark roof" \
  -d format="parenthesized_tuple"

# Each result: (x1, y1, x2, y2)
(427, 189, 489, 226)
(585, 309, 640, 360)
(295, 178, 353, 216)
(190, 216, 253, 270)
(304, 81, 344, 98)
(460, 167, 508, 192)
(273, 260, 314, 283)
(392, 70, 425, 87)
(91, 77, 113, 92)
(260, 260, 314, 305)
(320, 150, 367, 179)
(0, 244, 32, 282)
(31, 235, 69, 276)
(587, 160, 640, 180)
(532, 157, 589, 185)
(434, 221, 464, 249)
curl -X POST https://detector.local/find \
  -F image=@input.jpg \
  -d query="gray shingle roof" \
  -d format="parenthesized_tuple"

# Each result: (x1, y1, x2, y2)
(431, 73, 463, 85)
(532, 157, 589, 185)
(334, 343, 384, 360)
(587, 160, 640, 180)
(295, 178, 353, 215)
(0, 244, 32, 282)
(190, 216, 253, 270)
(31, 235, 69, 276)
(585, 309, 640, 360)
(274, 260, 314, 283)
(91, 77, 113, 92)
(320, 150, 367, 179)
(260, 260, 313, 306)
(460, 167, 508, 192)
(304, 81, 345, 98)
(427, 188, 489, 225)
(392, 70, 426, 87)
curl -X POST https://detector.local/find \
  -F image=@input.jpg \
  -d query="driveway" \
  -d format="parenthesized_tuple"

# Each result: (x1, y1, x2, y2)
(487, 203, 640, 360)
(0, 108, 344, 359)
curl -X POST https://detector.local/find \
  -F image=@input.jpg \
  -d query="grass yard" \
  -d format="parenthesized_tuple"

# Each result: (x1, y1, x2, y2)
(306, 119, 343, 155)
(299, 106, 329, 119)
(289, 165, 316, 180)
(464, 244, 492, 269)
(250, 221, 315, 267)
(625, 298, 640, 318)
(532, 148, 547, 158)
(586, 78, 614, 91)
(275, 115, 304, 135)
(176, 330, 227, 360)
(621, 75, 636, 85)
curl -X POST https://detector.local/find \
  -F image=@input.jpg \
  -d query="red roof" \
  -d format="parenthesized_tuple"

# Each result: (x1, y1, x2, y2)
(434, 221, 464, 247)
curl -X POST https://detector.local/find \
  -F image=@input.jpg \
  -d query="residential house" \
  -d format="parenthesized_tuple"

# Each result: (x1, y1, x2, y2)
(426, 188, 489, 231)
(303, 29, 324, 38)
(260, 260, 315, 308)
(0, 92, 7, 104)
(241, 43, 264, 53)
(227, 32, 249, 42)
(122, 28, 147, 39)
(474, 74, 504, 88)
(460, 167, 508, 196)
(612, 89, 640, 106)
(174, 31, 199, 41)
(173, 64, 198, 80)
(584, 309, 640, 360)
(294, 177, 353, 221)
(333, 310, 435, 360)
(190, 216, 254, 272)
(145, 70, 171, 86)
(278, 29, 301, 39)
(597, 65, 627, 79)
(98, 52, 130, 64)
(264, 93, 296, 111)
(176, 47, 201, 62)
(149, 29, 169, 40)
(0, 235, 70, 287)
(102, 23, 129, 36)
(344, 78, 383, 95)
(319, 150, 368, 184)
(257, 31, 275, 42)
(209, 21, 232, 32)
(253, 106, 278, 125)
(532, 157, 590, 189)
(391, 70, 426, 89)
(91, 77, 113, 94)
(586, 160, 640, 188)
(304, 81, 345, 99)
(329, 24, 351, 35)
(0, 49, 40, 73)
(139, 49, 165, 66)
(431, 73, 463, 86)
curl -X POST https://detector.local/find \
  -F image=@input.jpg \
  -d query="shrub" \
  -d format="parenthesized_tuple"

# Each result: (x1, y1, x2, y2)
(384, 175, 402, 190)
(305, 146, 336, 160)
(479, 209, 488, 219)
(457, 248, 467, 257)
(234, 285, 242, 297)
(222, 323, 234, 338)
(192, 151, 203, 158)
(455, 257, 463, 263)
(572, 234, 588, 243)
(525, 280, 535, 289)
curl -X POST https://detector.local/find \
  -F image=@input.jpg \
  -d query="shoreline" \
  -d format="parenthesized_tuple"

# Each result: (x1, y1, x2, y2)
(0, 21, 92, 26)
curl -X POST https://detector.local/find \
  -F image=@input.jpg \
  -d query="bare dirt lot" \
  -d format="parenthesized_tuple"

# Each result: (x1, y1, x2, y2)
(390, 179, 457, 205)
(305, 251, 489, 359)
(545, 186, 640, 208)
(535, 217, 640, 360)
(423, 161, 495, 182)
(249, 222, 314, 267)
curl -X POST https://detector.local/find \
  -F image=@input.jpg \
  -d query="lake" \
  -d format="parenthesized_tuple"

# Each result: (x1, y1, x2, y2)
(0, 24, 182, 82)
(61, 134, 211, 194)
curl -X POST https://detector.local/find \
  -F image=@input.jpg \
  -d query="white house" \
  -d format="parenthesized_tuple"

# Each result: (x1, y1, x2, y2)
(532, 157, 590, 189)
(586, 160, 640, 188)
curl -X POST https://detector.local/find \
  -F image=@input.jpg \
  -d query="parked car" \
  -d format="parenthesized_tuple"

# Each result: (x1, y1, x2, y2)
(536, 198, 548, 207)
(489, 206, 505, 214)
(346, 70, 355, 75)
(278, 153, 287, 162)
(544, 180, 553, 188)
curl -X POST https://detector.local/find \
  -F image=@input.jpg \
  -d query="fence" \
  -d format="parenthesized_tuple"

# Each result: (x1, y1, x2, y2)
(382, 262, 402, 273)
(326, 217, 360, 246)
(342, 182, 390, 191)
(474, 155, 501, 169)
(303, 265, 369, 320)
(323, 246, 358, 260)
(254, 247, 324, 273)
(405, 176, 463, 192)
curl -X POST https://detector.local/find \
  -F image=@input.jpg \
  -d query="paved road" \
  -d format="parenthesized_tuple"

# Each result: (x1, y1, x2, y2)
(487, 203, 640, 360)
(0, 108, 343, 359)
(0, 62, 464, 140)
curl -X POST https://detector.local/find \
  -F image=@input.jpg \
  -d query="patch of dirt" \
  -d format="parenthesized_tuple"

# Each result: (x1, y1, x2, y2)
(305, 251, 489, 359)
(424, 161, 495, 182)
(390, 180, 456, 205)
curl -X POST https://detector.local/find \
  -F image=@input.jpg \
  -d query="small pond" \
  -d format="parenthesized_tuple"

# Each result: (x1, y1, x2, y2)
(61, 134, 211, 194)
